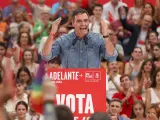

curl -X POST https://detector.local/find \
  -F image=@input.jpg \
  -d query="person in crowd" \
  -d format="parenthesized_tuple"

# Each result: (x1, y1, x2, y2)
(142, 31, 159, 59)
(13, 32, 37, 64)
(16, 49, 39, 78)
(153, 43, 160, 65)
(141, 3, 155, 17)
(46, 56, 61, 69)
(26, 96, 44, 120)
(107, 29, 125, 62)
(0, 9, 7, 38)
(41, 8, 117, 68)
(89, 3, 109, 34)
(124, 47, 143, 82)
(7, 21, 34, 57)
(8, 11, 32, 42)
(141, 3, 157, 31)
(130, 100, 146, 120)
(134, 59, 155, 101)
(55, 105, 74, 120)
(61, 2, 78, 29)
(33, 11, 51, 49)
(112, 75, 142, 117)
(111, 6, 131, 48)
(50, 0, 70, 21)
(18, 22, 33, 37)
(108, 98, 129, 120)
(146, 104, 160, 120)
(25, 0, 51, 22)
(0, 42, 15, 72)
(119, 5, 153, 56)
(2, 0, 27, 22)
(89, 112, 110, 120)
(106, 61, 121, 100)
(127, 0, 145, 24)
(15, 101, 28, 120)
(38, 25, 68, 61)
(57, 26, 69, 37)
(103, 0, 127, 22)
(5, 79, 29, 119)
(85, 0, 99, 16)
(16, 66, 33, 94)
(153, 0, 160, 33)
(145, 69, 160, 109)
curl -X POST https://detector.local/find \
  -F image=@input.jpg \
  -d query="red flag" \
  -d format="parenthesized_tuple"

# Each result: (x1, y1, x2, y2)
(108, 11, 114, 22)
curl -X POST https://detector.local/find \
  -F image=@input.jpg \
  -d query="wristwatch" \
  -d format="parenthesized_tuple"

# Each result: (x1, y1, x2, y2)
(103, 33, 113, 38)
(103, 34, 110, 38)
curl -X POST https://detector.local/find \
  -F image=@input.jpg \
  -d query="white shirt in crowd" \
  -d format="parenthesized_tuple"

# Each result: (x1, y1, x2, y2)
(89, 19, 110, 33)
(5, 93, 28, 113)
(103, 1, 127, 21)
(106, 74, 121, 100)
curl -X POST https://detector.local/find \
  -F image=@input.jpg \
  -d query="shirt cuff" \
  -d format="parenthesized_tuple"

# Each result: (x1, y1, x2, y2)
(41, 52, 52, 61)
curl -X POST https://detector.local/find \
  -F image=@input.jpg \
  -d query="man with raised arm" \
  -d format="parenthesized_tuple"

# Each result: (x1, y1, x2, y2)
(41, 8, 117, 68)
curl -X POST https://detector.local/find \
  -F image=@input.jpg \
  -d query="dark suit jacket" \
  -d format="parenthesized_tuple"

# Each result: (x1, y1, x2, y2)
(120, 18, 142, 55)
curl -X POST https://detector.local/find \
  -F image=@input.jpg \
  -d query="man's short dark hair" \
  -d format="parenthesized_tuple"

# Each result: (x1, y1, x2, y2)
(92, 3, 103, 10)
(109, 98, 122, 107)
(120, 74, 130, 82)
(72, 8, 89, 21)
(55, 105, 74, 120)
(89, 112, 110, 120)
(48, 56, 61, 65)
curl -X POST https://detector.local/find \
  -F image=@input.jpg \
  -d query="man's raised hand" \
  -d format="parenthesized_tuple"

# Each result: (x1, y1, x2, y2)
(51, 17, 62, 34)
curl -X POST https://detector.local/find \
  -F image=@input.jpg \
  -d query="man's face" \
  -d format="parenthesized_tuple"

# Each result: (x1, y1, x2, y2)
(41, 13, 50, 24)
(93, 6, 103, 18)
(120, 76, 131, 90)
(141, 15, 153, 29)
(72, 13, 89, 38)
(109, 101, 122, 115)
(108, 61, 118, 73)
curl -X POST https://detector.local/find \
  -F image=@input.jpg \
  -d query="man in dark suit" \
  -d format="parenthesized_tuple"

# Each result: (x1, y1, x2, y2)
(119, 6, 153, 56)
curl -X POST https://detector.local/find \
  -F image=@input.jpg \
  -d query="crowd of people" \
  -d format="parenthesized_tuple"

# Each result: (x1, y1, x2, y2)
(0, 0, 160, 120)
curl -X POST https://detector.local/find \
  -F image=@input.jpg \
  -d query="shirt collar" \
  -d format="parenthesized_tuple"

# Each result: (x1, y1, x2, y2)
(71, 31, 91, 46)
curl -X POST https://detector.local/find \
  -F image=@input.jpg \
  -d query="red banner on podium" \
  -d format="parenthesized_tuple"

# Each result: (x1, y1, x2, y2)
(47, 69, 106, 120)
